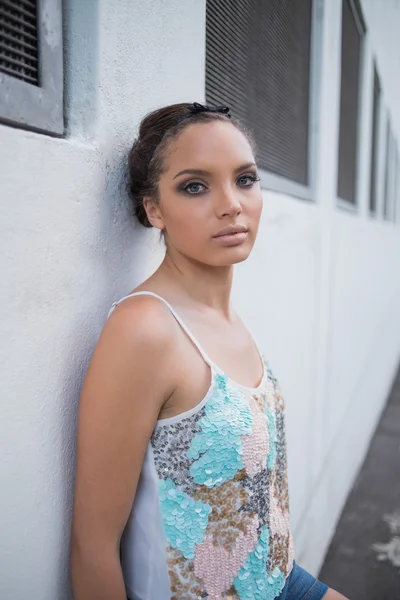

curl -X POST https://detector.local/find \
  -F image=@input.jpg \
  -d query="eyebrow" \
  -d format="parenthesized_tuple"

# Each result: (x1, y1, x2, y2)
(173, 162, 257, 180)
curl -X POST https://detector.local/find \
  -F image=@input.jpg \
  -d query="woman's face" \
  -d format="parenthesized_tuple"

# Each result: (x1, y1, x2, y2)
(147, 120, 263, 267)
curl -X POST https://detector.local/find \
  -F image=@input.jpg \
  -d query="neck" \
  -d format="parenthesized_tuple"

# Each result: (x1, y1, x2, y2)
(158, 249, 234, 316)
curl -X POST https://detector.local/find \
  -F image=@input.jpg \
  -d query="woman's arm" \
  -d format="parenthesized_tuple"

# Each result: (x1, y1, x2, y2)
(70, 297, 178, 600)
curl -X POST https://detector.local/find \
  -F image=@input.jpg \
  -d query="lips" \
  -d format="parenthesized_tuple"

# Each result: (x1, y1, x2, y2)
(212, 224, 248, 238)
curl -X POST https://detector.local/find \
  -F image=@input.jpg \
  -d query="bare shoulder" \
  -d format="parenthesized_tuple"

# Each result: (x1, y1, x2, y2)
(81, 291, 181, 428)
(82, 293, 180, 410)
(104, 293, 179, 351)
(72, 294, 180, 558)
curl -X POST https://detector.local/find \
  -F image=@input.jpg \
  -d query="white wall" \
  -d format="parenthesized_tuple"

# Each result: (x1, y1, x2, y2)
(0, 1, 205, 598)
(1, 0, 400, 598)
(235, 0, 400, 575)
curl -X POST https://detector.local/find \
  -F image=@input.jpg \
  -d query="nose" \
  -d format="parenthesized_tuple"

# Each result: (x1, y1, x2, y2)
(214, 185, 242, 219)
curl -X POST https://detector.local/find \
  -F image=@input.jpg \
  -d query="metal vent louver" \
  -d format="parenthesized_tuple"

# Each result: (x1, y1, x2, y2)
(337, 0, 364, 203)
(369, 66, 380, 213)
(0, 0, 38, 85)
(206, 0, 312, 186)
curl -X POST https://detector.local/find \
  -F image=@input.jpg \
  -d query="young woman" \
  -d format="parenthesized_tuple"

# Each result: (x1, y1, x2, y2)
(71, 103, 348, 600)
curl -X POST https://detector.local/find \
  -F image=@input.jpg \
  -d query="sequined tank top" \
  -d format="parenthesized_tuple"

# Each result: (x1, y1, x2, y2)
(108, 292, 294, 600)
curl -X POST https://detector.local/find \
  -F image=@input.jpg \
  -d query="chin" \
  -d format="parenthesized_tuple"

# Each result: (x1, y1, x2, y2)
(211, 246, 253, 267)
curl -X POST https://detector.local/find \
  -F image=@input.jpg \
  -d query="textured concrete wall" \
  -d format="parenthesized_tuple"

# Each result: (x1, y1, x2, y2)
(0, 1, 205, 598)
(1, 0, 400, 597)
(235, 0, 400, 575)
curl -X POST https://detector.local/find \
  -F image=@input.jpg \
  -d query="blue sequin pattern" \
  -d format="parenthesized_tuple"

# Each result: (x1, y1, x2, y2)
(149, 361, 293, 600)
(187, 374, 253, 487)
(234, 525, 286, 600)
(159, 478, 211, 559)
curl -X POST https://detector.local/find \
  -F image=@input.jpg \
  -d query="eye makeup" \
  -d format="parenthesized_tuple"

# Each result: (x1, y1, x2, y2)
(175, 169, 260, 196)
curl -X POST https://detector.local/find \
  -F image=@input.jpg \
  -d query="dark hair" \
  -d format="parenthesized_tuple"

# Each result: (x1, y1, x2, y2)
(127, 102, 253, 228)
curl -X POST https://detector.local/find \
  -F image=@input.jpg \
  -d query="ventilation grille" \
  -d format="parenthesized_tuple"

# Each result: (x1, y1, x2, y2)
(0, 0, 38, 85)
(206, 0, 312, 186)
(383, 120, 391, 219)
(369, 66, 380, 213)
(393, 144, 398, 223)
(337, 0, 364, 203)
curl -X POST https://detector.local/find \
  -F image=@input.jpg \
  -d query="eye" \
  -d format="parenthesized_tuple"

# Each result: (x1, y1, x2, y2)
(237, 173, 260, 187)
(182, 181, 207, 195)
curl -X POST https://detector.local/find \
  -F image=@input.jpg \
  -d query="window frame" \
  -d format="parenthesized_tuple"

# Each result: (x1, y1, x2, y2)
(396, 158, 400, 224)
(374, 102, 389, 220)
(368, 62, 381, 218)
(387, 134, 398, 223)
(383, 116, 393, 221)
(258, 0, 322, 202)
(205, 0, 319, 202)
(0, 0, 64, 136)
(392, 142, 398, 223)
(336, 0, 366, 210)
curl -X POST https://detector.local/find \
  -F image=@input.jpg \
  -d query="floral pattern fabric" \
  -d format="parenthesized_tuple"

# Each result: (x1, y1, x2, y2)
(151, 359, 293, 600)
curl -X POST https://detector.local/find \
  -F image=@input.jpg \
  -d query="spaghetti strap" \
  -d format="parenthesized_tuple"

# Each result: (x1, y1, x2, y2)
(107, 291, 214, 367)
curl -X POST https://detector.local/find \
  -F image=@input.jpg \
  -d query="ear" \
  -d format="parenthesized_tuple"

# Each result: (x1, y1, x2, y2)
(143, 197, 165, 231)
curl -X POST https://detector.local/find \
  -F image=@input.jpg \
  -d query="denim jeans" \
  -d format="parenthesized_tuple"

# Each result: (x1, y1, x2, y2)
(278, 561, 329, 600)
